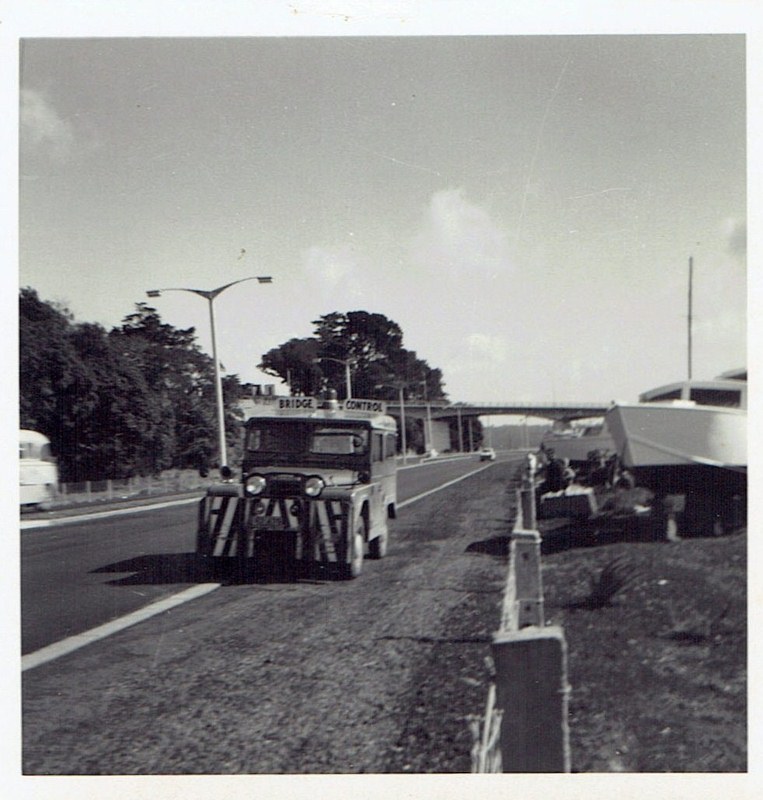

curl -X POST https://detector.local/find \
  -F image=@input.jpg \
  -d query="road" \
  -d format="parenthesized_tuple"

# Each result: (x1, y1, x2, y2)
(21, 455, 492, 655)
(22, 454, 524, 774)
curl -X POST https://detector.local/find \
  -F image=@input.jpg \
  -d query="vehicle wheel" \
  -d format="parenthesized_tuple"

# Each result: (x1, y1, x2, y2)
(368, 523, 388, 559)
(341, 516, 365, 579)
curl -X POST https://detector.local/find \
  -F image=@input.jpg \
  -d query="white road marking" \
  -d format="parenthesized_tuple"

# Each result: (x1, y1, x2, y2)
(21, 458, 509, 670)
(20, 496, 200, 530)
(398, 461, 496, 508)
(22, 583, 221, 672)
(397, 454, 474, 471)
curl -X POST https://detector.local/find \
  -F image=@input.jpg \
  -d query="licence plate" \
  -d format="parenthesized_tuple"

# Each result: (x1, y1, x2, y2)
(253, 517, 288, 531)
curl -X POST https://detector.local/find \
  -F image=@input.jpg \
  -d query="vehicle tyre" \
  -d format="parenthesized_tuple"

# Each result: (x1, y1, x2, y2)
(368, 523, 388, 559)
(341, 515, 365, 579)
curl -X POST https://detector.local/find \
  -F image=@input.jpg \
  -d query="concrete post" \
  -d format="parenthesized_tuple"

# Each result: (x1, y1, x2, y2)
(488, 466, 570, 773)
(501, 527, 544, 630)
(492, 626, 571, 772)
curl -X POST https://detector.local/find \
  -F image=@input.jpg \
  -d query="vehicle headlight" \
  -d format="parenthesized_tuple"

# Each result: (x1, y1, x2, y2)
(304, 476, 325, 497)
(245, 474, 267, 497)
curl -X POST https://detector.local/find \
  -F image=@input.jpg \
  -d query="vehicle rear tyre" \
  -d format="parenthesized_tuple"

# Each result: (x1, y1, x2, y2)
(368, 524, 388, 559)
(341, 516, 365, 579)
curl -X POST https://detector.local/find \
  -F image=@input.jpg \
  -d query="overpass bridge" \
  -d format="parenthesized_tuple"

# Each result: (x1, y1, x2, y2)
(240, 392, 610, 454)
(384, 400, 610, 455)
(385, 400, 610, 423)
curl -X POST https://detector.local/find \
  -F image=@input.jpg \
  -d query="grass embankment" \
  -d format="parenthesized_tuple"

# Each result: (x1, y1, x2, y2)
(541, 525, 746, 772)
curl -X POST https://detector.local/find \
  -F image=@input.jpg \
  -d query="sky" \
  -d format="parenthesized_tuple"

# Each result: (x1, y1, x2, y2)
(10, 5, 754, 413)
(3, 5, 762, 797)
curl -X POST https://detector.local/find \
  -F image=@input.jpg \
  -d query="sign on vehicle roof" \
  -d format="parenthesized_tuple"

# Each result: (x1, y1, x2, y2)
(241, 395, 391, 422)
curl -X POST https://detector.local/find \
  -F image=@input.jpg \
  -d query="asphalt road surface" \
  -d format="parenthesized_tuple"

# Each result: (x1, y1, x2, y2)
(21, 455, 496, 655)
(22, 454, 524, 774)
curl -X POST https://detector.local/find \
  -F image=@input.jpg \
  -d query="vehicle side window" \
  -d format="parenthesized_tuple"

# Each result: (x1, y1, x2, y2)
(372, 432, 384, 462)
(384, 433, 397, 459)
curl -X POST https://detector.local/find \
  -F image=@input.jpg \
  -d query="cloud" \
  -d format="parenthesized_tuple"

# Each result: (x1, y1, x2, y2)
(302, 244, 357, 286)
(466, 332, 508, 363)
(721, 217, 746, 258)
(299, 243, 375, 309)
(409, 188, 514, 279)
(20, 89, 74, 158)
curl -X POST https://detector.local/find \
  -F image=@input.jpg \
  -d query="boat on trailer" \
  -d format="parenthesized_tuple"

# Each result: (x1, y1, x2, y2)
(604, 369, 746, 533)
(540, 417, 615, 467)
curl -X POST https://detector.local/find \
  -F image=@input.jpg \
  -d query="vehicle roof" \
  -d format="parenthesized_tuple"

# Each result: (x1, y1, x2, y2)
(241, 396, 397, 432)
(19, 429, 51, 443)
(244, 411, 398, 432)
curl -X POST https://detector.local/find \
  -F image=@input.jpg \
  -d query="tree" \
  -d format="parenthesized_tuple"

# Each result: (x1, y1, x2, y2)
(259, 337, 322, 396)
(69, 322, 166, 478)
(19, 288, 103, 480)
(257, 310, 448, 455)
(20, 290, 247, 480)
(110, 303, 245, 471)
(259, 310, 447, 403)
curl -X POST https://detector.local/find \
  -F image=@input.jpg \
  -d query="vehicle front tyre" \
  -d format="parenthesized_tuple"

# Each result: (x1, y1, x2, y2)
(340, 515, 366, 579)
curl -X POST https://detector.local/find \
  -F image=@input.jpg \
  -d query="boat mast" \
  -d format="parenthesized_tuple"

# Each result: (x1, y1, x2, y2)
(687, 255, 693, 380)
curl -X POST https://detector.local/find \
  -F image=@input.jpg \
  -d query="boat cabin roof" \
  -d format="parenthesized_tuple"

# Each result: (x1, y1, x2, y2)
(639, 377, 746, 408)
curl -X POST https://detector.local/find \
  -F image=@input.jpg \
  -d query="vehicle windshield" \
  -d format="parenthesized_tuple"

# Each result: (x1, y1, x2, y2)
(245, 421, 370, 463)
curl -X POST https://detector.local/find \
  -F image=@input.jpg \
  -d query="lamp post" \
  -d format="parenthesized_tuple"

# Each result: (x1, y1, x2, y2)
(147, 275, 272, 470)
(313, 356, 354, 399)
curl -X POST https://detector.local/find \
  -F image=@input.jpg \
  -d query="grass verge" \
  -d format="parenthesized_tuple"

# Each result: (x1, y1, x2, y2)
(541, 529, 746, 772)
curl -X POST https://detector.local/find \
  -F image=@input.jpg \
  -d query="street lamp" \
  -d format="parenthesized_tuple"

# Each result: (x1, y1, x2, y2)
(313, 356, 354, 400)
(146, 275, 272, 470)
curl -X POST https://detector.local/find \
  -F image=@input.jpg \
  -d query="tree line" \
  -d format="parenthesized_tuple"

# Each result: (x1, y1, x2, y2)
(20, 290, 476, 482)
(19, 288, 244, 481)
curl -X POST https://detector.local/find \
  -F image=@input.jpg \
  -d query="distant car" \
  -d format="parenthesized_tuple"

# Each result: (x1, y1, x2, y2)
(479, 447, 496, 462)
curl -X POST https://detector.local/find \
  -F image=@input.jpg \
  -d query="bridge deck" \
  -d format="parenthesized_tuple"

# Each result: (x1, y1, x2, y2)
(386, 401, 610, 422)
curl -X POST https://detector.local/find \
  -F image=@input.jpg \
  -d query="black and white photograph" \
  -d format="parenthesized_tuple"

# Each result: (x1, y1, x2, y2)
(6, 1, 759, 796)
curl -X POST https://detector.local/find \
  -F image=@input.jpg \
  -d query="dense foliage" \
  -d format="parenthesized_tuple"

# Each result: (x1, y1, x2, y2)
(259, 310, 446, 402)
(19, 288, 242, 481)
(20, 292, 473, 478)
(258, 310, 472, 453)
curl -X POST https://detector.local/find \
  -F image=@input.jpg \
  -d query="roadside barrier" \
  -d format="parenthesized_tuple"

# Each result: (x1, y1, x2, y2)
(471, 461, 571, 772)
(49, 471, 210, 508)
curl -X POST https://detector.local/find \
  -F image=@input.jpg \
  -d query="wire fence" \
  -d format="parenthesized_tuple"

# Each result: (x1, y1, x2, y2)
(53, 470, 209, 507)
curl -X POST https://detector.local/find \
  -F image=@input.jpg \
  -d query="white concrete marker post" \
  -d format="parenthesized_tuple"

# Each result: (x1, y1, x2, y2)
(488, 476, 571, 772)
(491, 626, 571, 772)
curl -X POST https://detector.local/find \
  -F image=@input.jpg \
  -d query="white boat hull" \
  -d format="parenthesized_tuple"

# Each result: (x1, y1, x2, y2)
(605, 402, 746, 472)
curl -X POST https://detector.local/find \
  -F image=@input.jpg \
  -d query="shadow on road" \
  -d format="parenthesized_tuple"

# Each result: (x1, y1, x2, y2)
(466, 519, 666, 558)
(465, 535, 511, 557)
(91, 553, 308, 586)
(90, 553, 364, 586)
